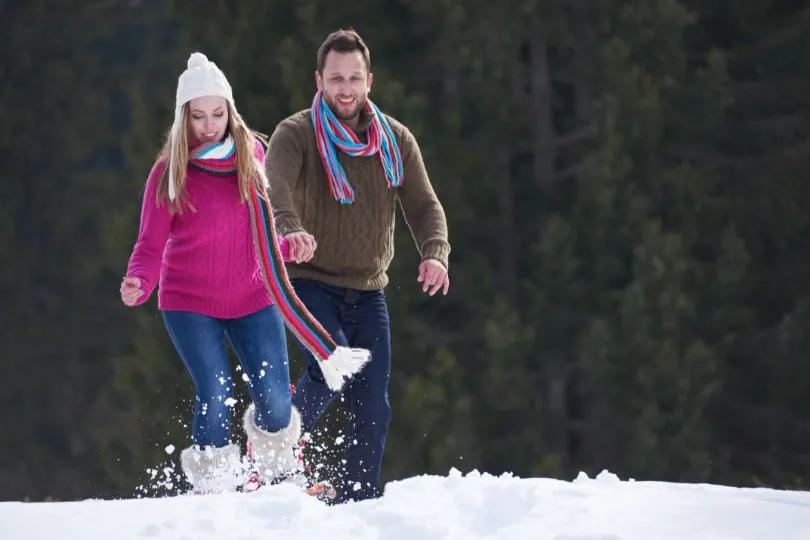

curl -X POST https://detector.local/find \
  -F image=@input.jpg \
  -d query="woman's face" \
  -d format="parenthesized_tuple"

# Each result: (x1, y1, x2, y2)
(187, 96, 229, 143)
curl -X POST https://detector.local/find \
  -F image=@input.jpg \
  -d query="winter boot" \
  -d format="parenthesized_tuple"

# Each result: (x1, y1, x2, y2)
(179, 443, 244, 495)
(242, 404, 304, 489)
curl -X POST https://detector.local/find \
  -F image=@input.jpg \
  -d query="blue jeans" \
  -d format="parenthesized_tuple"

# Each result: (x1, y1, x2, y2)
(161, 305, 292, 448)
(290, 279, 392, 502)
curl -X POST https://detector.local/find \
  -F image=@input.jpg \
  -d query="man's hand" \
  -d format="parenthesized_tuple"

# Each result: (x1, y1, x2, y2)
(285, 231, 317, 263)
(417, 259, 449, 296)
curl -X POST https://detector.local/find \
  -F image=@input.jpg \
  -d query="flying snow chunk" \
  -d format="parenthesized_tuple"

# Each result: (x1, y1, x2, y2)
(164, 445, 175, 455)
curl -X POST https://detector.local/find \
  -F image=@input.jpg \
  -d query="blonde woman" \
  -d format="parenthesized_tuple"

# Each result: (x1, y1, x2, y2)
(121, 53, 368, 496)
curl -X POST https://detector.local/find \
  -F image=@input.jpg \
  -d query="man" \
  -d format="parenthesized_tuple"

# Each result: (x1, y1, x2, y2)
(264, 29, 451, 503)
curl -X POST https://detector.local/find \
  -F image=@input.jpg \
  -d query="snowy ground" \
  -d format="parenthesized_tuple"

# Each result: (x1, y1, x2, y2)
(3, 469, 810, 540)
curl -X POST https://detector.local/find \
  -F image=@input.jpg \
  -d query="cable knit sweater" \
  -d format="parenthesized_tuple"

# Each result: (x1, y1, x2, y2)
(265, 108, 451, 291)
(126, 151, 290, 319)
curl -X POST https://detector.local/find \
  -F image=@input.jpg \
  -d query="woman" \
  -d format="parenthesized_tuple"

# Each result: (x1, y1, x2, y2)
(120, 52, 369, 494)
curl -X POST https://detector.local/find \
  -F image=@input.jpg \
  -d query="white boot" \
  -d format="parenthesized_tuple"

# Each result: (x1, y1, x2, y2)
(243, 404, 303, 486)
(179, 443, 243, 494)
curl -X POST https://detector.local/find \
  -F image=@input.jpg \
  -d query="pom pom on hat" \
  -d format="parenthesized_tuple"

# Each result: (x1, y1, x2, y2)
(187, 52, 209, 70)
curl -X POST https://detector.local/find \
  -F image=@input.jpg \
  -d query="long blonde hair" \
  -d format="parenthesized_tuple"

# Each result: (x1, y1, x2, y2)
(155, 101, 269, 212)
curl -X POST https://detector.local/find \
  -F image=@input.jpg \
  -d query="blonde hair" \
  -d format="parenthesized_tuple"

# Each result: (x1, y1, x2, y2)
(155, 101, 269, 212)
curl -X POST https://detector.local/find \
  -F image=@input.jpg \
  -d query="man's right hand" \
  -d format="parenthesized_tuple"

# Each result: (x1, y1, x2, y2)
(285, 231, 317, 263)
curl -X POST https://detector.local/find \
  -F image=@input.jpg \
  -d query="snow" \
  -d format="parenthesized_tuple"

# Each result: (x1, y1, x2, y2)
(4, 468, 810, 540)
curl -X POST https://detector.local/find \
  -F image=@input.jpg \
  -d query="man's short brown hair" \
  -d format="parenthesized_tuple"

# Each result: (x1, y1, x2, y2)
(316, 29, 371, 73)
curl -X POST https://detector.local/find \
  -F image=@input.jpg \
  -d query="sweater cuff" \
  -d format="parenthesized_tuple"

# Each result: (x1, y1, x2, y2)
(276, 214, 305, 236)
(421, 240, 450, 269)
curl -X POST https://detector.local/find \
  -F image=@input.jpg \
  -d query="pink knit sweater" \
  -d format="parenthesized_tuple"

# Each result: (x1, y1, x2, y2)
(126, 153, 290, 319)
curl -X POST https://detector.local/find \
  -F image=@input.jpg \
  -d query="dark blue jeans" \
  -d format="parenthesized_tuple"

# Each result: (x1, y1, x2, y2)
(161, 305, 292, 448)
(290, 279, 392, 502)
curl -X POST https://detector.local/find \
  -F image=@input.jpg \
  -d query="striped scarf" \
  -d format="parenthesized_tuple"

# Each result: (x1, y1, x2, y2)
(311, 91, 403, 204)
(188, 136, 371, 391)
(188, 135, 237, 174)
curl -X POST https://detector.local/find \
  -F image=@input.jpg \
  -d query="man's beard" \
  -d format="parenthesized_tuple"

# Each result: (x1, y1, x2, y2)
(324, 93, 366, 123)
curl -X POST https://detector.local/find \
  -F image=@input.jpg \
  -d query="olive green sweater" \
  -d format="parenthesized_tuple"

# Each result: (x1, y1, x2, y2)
(265, 108, 451, 291)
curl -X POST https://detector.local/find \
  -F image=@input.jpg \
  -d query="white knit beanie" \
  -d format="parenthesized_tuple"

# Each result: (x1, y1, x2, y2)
(168, 52, 235, 200)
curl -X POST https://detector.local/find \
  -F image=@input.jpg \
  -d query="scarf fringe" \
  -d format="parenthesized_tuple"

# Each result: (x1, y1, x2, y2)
(319, 346, 375, 391)
(248, 185, 371, 391)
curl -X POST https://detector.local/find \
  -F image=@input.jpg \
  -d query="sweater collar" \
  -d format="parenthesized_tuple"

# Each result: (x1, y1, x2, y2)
(353, 107, 375, 134)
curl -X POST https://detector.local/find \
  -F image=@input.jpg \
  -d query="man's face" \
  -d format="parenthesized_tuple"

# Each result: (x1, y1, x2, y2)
(316, 50, 373, 124)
